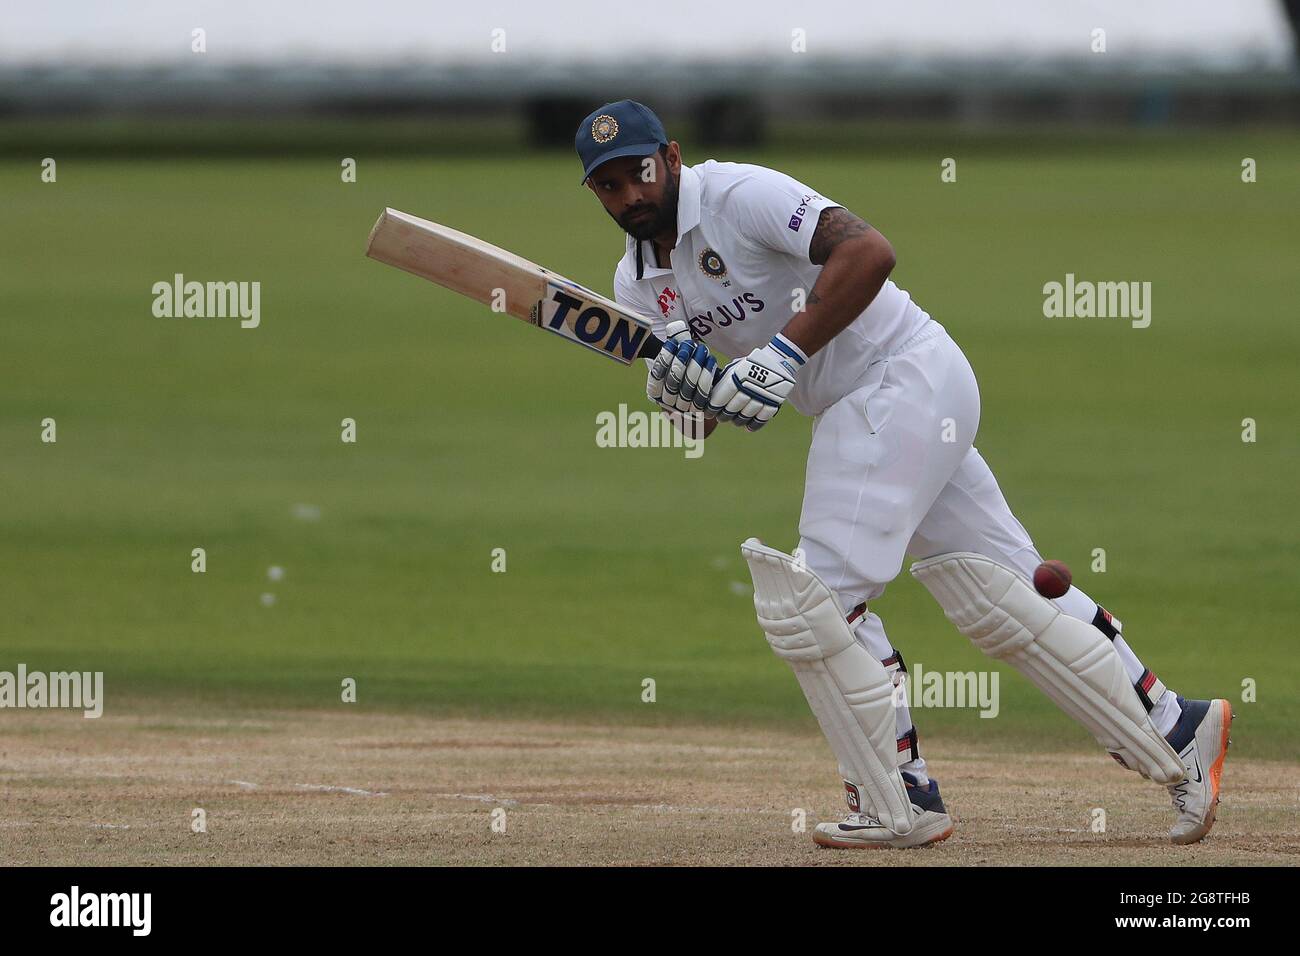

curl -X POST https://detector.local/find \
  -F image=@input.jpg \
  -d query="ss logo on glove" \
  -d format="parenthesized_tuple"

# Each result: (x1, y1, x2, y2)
(708, 333, 807, 431)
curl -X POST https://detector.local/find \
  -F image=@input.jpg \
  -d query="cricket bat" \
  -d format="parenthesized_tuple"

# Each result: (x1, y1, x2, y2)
(365, 208, 663, 364)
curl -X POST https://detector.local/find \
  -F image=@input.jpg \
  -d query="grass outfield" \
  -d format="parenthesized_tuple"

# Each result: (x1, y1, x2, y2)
(2, 131, 1297, 760)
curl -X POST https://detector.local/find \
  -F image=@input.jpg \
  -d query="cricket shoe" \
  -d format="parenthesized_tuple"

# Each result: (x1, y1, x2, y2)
(812, 773, 954, 849)
(1164, 697, 1233, 845)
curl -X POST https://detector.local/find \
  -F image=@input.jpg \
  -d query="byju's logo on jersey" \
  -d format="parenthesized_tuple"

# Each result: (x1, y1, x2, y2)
(698, 248, 728, 280)
(687, 292, 766, 338)
(788, 194, 821, 231)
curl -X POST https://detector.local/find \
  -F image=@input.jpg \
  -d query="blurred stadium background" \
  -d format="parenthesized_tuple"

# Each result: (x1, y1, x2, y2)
(3, 0, 1298, 153)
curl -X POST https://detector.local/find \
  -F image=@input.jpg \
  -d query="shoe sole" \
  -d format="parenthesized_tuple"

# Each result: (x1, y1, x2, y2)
(813, 823, 954, 850)
(1170, 700, 1233, 846)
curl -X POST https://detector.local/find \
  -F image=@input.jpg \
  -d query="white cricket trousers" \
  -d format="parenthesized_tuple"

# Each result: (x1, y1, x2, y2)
(796, 321, 1171, 765)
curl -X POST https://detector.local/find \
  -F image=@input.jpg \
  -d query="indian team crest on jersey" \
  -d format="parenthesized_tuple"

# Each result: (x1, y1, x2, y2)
(698, 248, 727, 279)
(591, 115, 619, 144)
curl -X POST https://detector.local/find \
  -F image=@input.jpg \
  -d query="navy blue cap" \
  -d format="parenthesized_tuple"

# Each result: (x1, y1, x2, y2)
(575, 100, 667, 183)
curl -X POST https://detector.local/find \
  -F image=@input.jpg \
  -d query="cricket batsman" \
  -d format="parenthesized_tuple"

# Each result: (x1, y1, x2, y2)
(576, 99, 1232, 848)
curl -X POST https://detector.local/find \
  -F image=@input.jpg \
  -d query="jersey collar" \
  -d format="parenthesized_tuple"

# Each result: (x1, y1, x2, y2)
(675, 162, 702, 240)
(635, 163, 701, 279)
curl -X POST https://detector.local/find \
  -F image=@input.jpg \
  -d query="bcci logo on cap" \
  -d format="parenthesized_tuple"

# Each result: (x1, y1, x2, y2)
(591, 115, 619, 144)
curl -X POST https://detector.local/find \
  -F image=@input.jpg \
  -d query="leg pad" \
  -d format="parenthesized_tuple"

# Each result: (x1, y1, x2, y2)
(742, 538, 913, 833)
(911, 552, 1184, 784)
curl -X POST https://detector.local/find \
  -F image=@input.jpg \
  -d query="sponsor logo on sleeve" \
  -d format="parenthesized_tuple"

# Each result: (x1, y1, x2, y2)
(787, 194, 821, 231)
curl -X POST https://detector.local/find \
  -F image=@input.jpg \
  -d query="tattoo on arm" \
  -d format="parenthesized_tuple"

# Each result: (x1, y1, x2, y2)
(808, 207, 871, 265)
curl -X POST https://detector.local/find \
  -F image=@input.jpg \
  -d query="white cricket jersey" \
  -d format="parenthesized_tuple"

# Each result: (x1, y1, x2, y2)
(613, 160, 933, 417)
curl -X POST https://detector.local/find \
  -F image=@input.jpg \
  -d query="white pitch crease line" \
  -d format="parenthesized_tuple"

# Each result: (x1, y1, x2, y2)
(294, 783, 388, 797)
(433, 793, 774, 814)
(227, 780, 260, 790)
(998, 822, 1092, 832)
(436, 796, 517, 806)
(634, 804, 771, 814)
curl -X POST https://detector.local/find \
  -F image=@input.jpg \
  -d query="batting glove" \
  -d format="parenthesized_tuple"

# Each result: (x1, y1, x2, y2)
(647, 321, 720, 415)
(708, 333, 807, 431)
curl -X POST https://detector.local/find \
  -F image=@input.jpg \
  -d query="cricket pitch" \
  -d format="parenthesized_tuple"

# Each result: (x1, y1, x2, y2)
(1, 705, 1295, 866)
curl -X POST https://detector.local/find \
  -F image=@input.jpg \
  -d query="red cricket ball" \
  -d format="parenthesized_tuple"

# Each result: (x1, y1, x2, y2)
(1033, 559, 1072, 599)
